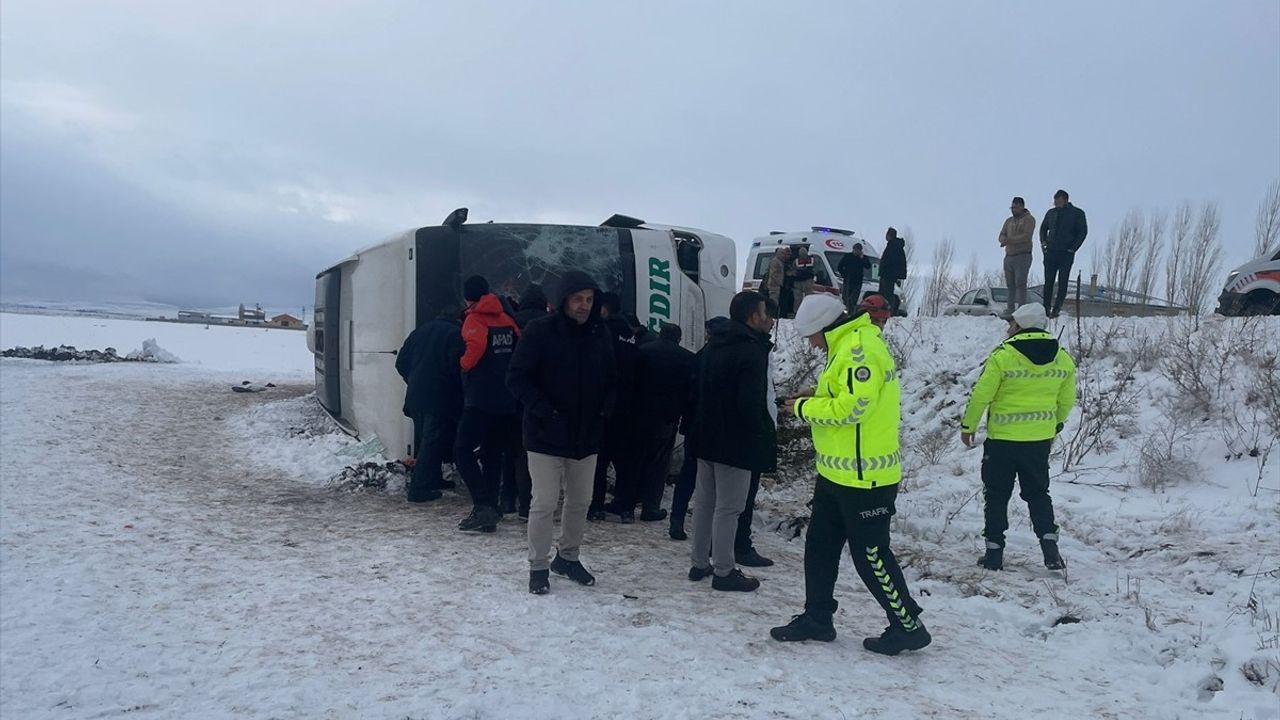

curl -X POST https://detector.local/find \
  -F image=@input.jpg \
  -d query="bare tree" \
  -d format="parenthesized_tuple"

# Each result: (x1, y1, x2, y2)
(898, 225, 918, 313)
(1256, 179, 1280, 258)
(1165, 200, 1195, 309)
(1181, 201, 1223, 316)
(1102, 208, 1144, 298)
(922, 237, 957, 316)
(1135, 208, 1166, 303)
(958, 252, 983, 296)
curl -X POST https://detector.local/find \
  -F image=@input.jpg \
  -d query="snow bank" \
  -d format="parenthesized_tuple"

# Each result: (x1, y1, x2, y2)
(0, 311, 312, 377)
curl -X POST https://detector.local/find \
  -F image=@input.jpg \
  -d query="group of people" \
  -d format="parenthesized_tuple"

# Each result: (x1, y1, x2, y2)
(396, 243, 1077, 657)
(762, 227, 909, 320)
(999, 189, 1089, 318)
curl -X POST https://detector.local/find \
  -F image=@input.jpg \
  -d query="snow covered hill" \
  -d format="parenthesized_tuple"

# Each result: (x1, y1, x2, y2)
(0, 311, 1276, 719)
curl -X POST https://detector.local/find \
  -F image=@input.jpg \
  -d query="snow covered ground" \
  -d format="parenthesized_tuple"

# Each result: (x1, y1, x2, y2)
(1, 311, 1277, 719)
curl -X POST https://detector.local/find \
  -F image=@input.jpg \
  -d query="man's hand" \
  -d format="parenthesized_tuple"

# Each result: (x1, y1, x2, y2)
(795, 386, 816, 398)
(782, 398, 798, 416)
(960, 431, 976, 449)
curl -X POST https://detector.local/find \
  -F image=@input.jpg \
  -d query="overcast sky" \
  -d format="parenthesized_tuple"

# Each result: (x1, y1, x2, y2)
(2, 1, 1277, 309)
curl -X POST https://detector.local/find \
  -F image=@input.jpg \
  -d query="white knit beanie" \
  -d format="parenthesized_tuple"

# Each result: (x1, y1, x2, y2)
(1011, 303, 1048, 330)
(793, 294, 846, 337)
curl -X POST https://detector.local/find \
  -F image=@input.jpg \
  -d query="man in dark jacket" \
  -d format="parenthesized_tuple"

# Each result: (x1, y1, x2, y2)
(513, 284, 550, 329)
(669, 316, 730, 540)
(688, 291, 777, 592)
(620, 322, 695, 522)
(1039, 189, 1088, 318)
(505, 283, 551, 519)
(591, 292, 640, 522)
(837, 243, 873, 314)
(454, 275, 521, 533)
(506, 271, 617, 595)
(878, 228, 908, 313)
(396, 305, 464, 503)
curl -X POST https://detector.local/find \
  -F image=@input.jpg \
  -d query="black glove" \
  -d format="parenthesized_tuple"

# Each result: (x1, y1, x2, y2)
(1055, 422, 1064, 434)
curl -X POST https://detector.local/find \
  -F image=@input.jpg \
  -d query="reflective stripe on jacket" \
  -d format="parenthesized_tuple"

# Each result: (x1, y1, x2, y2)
(961, 329, 1076, 441)
(794, 313, 901, 488)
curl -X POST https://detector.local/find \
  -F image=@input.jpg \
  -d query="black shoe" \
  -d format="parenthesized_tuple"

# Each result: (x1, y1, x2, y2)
(978, 544, 1004, 571)
(407, 489, 443, 503)
(500, 497, 517, 516)
(862, 623, 931, 656)
(669, 524, 688, 541)
(619, 509, 635, 524)
(529, 569, 550, 595)
(550, 554, 596, 586)
(517, 507, 529, 522)
(640, 508, 668, 522)
(736, 548, 774, 567)
(458, 507, 499, 533)
(431, 479, 457, 491)
(770, 613, 836, 642)
(1041, 538, 1066, 570)
(587, 507, 607, 522)
(688, 565, 714, 581)
(712, 569, 760, 592)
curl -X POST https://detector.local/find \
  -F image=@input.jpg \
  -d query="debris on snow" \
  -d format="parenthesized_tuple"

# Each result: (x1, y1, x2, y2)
(3, 344, 130, 362)
(328, 461, 410, 493)
(125, 338, 181, 363)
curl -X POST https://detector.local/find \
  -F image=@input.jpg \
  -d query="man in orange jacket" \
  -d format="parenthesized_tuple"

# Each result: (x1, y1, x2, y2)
(455, 275, 522, 533)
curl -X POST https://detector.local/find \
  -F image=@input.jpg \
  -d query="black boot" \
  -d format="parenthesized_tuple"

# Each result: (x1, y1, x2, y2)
(619, 509, 636, 524)
(669, 518, 688, 541)
(736, 548, 774, 567)
(587, 506, 606, 522)
(458, 506, 499, 533)
(529, 569, 550, 595)
(770, 613, 836, 642)
(640, 508, 668, 522)
(1041, 536, 1066, 570)
(978, 542, 1003, 571)
(499, 497, 517, 516)
(712, 569, 760, 592)
(862, 623, 932, 655)
(688, 565, 714, 581)
(550, 554, 596, 586)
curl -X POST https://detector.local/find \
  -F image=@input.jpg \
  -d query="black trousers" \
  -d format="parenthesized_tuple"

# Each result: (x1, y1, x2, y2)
(509, 449, 533, 513)
(736, 471, 761, 553)
(408, 411, 457, 501)
(592, 423, 636, 510)
(671, 445, 698, 522)
(981, 438, 1058, 546)
(877, 277, 899, 312)
(454, 408, 520, 510)
(1042, 254, 1074, 314)
(619, 423, 677, 513)
(804, 477, 923, 630)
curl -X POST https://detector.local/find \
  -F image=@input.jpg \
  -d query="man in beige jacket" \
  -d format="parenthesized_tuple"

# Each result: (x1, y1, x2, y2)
(998, 197, 1036, 317)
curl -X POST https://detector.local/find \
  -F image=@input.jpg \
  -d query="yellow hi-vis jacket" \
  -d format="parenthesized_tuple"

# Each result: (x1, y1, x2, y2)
(961, 329, 1077, 442)
(793, 314, 901, 488)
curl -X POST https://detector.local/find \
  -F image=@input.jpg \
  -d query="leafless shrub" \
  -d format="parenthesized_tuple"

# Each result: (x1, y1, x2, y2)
(922, 237, 958, 317)
(1136, 420, 1201, 491)
(1136, 208, 1166, 301)
(910, 423, 953, 467)
(1165, 200, 1194, 311)
(1181, 201, 1223, 317)
(1256, 179, 1280, 258)
(1102, 208, 1145, 298)
(1061, 347, 1142, 471)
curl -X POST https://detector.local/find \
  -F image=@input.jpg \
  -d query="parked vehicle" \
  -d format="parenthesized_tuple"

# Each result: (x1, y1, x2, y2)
(307, 211, 738, 459)
(742, 226, 882, 301)
(1216, 248, 1280, 316)
(943, 287, 1044, 317)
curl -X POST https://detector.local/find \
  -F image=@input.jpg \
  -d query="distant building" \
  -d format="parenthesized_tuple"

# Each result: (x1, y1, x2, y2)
(270, 313, 305, 329)
(178, 310, 212, 321)
(239, 304, 266, 323)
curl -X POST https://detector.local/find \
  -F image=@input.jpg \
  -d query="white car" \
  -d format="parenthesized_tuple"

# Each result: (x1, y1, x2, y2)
(1216, 248, 1280, 316)
(943, 287, 1044, 317)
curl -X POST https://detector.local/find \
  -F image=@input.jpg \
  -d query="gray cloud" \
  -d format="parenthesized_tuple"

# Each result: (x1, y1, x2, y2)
(2, 1, 1277, 308)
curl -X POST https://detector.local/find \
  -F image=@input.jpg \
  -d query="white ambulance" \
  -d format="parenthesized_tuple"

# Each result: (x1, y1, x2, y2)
(742, 226, 883, 303)
(308, 211, 738, 459)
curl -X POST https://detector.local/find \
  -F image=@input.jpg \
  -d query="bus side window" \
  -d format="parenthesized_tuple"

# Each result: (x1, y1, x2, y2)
(674, 232, 702, 284)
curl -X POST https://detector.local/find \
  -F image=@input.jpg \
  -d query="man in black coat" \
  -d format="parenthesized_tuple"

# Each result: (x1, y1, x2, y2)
(688, 291, 777, 593)
(591, 292, 641, 522)
(837, 243, 873, 313)
(1039, 189, 1088, 318)
(396, 305, 464, 503)
(618, 322, 695, 522)
(669, 316, 730, 541)
(505, 283, 551, 518)
(506, 271, 617, 595)
(878, 228, 907, 313)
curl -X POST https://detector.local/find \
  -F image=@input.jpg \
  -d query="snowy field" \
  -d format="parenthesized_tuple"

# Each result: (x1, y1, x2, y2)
(1, 310, 1277, 719)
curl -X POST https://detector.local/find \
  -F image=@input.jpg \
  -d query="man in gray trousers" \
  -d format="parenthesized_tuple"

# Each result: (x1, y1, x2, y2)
(999, 196, 1037, 318)
(687, 291, 778, 592)
(506, 271, 617, 595)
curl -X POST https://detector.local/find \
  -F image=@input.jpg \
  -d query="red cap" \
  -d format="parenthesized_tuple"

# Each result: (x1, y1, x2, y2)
(858, 294, 892, 322)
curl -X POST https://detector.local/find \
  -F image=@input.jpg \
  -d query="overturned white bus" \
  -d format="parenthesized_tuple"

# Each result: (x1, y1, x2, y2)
(307, 211, 739, 459)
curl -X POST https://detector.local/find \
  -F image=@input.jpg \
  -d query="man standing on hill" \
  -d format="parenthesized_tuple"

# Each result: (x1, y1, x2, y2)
(960, 303, 1075, 572)
(878, 229, 907, 313)
(999, 197, 1037, 318)
(506, 272, 616, 595)
(455, 276, 521, 533)
(1039, 189, 1088, 318)
(837, 243, 872, 313)
(771, 293, 931, 655)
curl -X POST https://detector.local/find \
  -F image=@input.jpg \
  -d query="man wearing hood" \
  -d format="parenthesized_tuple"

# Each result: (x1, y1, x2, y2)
(455, 275, 521, 533)
(961, 303, 1075, 572)
(396, 304, 464, 503)
(592, 292, 640, 522)
(771, 293, 930, 655)
(506, 272, 617, 595)
(878, 228, 907, 313)
(687, 291, 776, 592)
